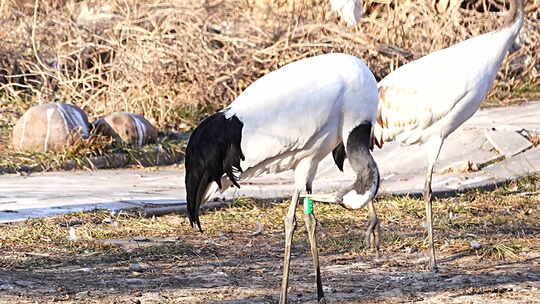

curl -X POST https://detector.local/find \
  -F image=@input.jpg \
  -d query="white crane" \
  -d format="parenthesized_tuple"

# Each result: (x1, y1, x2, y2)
(330, 0, 363, 25)
(185, 53, 380, 304)
(370, 0, 525, 271)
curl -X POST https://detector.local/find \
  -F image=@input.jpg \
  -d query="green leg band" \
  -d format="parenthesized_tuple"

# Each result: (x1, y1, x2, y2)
(303, 197, 314, 214)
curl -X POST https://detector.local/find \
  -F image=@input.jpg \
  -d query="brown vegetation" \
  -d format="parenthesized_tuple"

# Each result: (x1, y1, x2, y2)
(0, 176, 538, 302)
(0, 0, 538, 132)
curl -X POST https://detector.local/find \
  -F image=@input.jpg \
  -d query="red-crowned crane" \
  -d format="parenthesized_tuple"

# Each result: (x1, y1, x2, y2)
(185, 53, 380, 304)
(330, 0, 363, 25)
(370, 0, 525, 271)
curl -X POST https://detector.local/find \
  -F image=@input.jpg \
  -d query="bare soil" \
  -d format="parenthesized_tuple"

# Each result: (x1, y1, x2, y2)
(1, 180, 539, 303)
(3, 238, 539, 304)
(1, 234, 539, 303)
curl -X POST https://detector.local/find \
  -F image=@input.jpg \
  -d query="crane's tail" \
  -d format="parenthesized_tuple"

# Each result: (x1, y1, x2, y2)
(372, 122, 385, 149)
(185, 111, 245, 232)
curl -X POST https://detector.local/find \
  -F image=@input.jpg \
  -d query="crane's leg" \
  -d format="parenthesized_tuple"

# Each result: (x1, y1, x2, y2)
(304, 195, 325, 303)
(280, 190, 300, 304)
(364, 200, 381, 257)
(424, 138, 443, 272)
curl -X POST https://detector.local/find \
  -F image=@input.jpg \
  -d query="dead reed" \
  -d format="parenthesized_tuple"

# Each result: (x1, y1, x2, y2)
(0, 0, 538, 131)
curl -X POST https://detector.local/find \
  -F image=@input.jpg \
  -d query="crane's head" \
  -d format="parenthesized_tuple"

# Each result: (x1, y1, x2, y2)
(337, 122, 381, 209)
(336, 164, 379, 210)
(305, 123, 380, 209)
(304, 168, 379, 210)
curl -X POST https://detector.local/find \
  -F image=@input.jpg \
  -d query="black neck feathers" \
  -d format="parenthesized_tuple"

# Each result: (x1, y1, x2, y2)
(338, 123, 380, 199)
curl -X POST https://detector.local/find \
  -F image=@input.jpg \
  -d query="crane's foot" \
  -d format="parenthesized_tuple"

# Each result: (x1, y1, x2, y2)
(426, 264, 440, 273)
(303, 210, 325, 304)
(423, 249, 439, 272)
(427, 259, 439, 273)
(280, 191, 300, 304)
(364, 216, 381, 257)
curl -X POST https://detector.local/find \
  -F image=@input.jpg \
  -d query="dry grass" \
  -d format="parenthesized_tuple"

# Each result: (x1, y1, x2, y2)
(1, 175, 538, 268)
(0, 131, 186, 174)
(0, 0, 539, 130)
(0, 0, 538, 172)
(0, 176, 538, 303)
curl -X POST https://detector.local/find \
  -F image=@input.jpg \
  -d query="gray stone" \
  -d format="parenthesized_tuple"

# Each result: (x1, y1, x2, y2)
(470, 241, 482, 249)
(446, 275, 471, 285)
(322, 286, 336, 293)
(92, 112, 158, 146)
(484, 128, 533, 157)
(124, 278, 146, 285)
(11, 103, 90, 153)
(67, 227, 78, 241)
(380, 288, 404, 298)
(507, 284, 526, 292)
(0, 281, 14, 291)
(129, 263, 149, 272)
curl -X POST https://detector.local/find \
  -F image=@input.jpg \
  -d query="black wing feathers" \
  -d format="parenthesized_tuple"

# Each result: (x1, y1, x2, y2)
(185, 112, 244, 231)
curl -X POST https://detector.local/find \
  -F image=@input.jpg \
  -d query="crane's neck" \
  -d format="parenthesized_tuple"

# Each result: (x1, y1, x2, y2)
(440, 0, 524, 62)
(485, 0, 524, 80)
(337, 124, 380, 210)
(503, 0, 524, 31)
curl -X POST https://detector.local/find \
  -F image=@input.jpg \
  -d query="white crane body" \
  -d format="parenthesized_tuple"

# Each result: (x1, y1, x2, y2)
(375, 18, 523, 147)
(227, 54, 378, 184)
(185, 53, 381, 303)
(371, 0, 525, 271)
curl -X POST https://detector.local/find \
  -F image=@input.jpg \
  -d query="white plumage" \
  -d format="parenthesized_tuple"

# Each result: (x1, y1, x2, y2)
(330, 0, 363, 25)
(185, 53, 380, 303)
(227, 54, 377, 181)
(372, 0, 525, 271)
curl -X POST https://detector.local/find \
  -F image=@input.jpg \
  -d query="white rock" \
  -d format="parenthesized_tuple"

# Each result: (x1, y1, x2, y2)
(485, 128, 532, 157)
(68, 227, 78, 241)
(470, 241, 482, 250)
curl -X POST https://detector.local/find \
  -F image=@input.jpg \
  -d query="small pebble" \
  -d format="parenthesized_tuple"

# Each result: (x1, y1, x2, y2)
(68, 227, 78, 241)
(470, 241, 482, 250)
(129, 263, 148, 272)
(322, 286, 335, 293)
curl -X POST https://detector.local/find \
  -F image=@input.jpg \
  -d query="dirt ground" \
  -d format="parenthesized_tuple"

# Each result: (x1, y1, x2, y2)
(2, 238, 539, 304)
(1, 180, 539, 303)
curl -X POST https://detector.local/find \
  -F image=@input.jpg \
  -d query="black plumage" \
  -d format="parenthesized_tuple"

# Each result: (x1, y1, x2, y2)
(185, 111, 245, 231)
